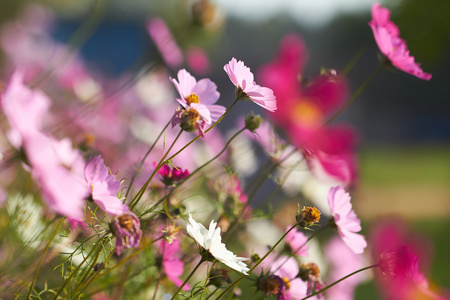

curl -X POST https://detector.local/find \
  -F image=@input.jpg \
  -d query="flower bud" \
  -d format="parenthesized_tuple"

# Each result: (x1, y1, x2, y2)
(257, 274, 285, 297)
(245, 112, 263, 132)
(112, 212, 142, 256)
(296, 205, 321, 228)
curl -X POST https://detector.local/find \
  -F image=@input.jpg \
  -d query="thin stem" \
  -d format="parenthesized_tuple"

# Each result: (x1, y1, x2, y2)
(129, 129, 183, 210)
(164, 98, 240, 164)
(300, 265, 377, 300)
(325, 63, 383, 126)
(30, 0, 106, 88)
(342, 43, 370, 76)
(140, 127, 246, 218)
(216, 224, 298, 299)
(27, 217, 65, 298)
(74, 236, 164, 297)
(125, 117, 173, 199)
(53, 234, 107, 299)
(200, 261, 216, 300)
(272, 225, 329, 274)
(171, 259, 205, 300)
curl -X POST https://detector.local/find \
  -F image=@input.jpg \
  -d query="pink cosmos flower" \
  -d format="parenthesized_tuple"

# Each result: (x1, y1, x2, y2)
(24, 133, 87, 222)
(371, 220, 445, 300)
(160, 238, 191, 290)
(157, 164, 190, 186)
(369, 3, 432, 80)
(84, 155, 129, 216)
(285, 226, 309, 257)
(327, 186, 367, 254)
(223, 57, 277, 112)
(1, 69, 50, 148)
(147, 18, 183, 68)
(186, 46, 210, 75)
(324, 236, 366, 300)
(170, 69, 225, 124)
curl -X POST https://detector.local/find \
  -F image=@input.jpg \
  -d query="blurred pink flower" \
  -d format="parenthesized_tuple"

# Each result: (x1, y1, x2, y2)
(223, 57, 277, 112)
(369, 3, 432, 80)
(285, 226, 309, 257)
(160, 238, 191, 290)
(258, 34, 356, 185)
(1, 69, 50, 148)
(25, 133, 87, 222)
(170, 69, 225, 124)
(301, 126, 358, 185)
(186, 46, 210, 75)
(327, 186, 366, 254)
(84, 155, 129, 216)
(371, 220, 445, 300)
(324, 236, 366, 300)
(147, 18, 183, 68)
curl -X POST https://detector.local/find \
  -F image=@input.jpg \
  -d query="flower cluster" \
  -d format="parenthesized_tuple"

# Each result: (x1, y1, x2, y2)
(0, 2, 444, 300)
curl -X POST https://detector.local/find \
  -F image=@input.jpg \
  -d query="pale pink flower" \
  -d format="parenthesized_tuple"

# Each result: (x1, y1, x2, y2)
(324, 236, 366, 300)
(84, 155, 129, 216)
(223, 57, 277, 112)
(1, 69, 50, 148)
(160, 238, 191, 290)
(369, 3, 432, 80)
(170, 69, 225, 124)
(285, 226, 309, 257)
(24, 133, 87, 221)
(327, 186, 367, 254)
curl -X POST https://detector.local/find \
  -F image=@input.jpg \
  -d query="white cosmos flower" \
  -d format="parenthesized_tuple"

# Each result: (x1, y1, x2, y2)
(186, 213, 250, 275)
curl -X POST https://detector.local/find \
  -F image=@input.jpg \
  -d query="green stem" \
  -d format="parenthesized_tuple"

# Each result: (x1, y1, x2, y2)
(125, 117, 173, 199)
(129, 129, 183, 210)
(300, 265, 377, 300)
(325, 63, 383, 126)
(200, 261, 216, 300)
(164, 98, 239, 165)
(216, 224, 298, 299)
(77, 235, 164, 297)
(171, 258, 205, 300)
(272, 225, 328, 274)
(27, 217, 65, 298)
(140, 127, 246, 218)
(53, 234, 106, 299)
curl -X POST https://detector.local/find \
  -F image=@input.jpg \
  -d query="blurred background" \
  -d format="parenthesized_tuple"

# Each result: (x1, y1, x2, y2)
(1, 0, 449, 297)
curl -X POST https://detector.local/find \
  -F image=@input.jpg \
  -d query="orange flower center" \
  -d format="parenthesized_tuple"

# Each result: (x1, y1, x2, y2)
(292, 100, 323, 127)
(186, 93, 200, 104)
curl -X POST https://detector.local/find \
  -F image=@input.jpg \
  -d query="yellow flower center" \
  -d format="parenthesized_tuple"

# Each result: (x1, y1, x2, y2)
(118, 214, 134, 231)
(282, 277, 291, 290)
(292, 100, 323, 127)
(186, 93, 200, 104)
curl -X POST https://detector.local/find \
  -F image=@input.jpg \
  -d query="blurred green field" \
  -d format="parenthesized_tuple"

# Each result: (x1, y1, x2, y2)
(355, 145, 450, 298)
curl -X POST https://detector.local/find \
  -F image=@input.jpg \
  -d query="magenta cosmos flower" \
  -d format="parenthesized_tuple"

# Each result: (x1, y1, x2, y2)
(327, 186, 367, 254)
(170, 69, 225, 124)
(223, 58, 277, 112)
(84, 155, 129, 216)
(369, 3, 432, 80)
